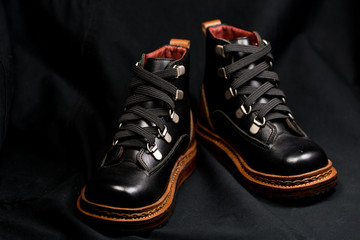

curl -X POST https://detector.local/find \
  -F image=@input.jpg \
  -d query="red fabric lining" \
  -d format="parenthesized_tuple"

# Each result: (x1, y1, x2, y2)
(144, 46, 186, 65)
(208, 25, 258, 45)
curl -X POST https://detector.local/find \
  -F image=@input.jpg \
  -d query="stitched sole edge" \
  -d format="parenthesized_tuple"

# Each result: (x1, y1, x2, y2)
(77, 139, 197, 231)
(195, 120, 337, 198)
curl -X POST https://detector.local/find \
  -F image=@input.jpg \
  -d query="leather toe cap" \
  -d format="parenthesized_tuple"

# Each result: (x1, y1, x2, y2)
(84, 161, 163, 208)
(269, 135, 329, 175)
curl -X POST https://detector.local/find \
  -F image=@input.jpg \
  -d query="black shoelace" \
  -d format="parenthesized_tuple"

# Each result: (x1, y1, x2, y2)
(217, 40, 293, 134)
(112, 63, 184, 160)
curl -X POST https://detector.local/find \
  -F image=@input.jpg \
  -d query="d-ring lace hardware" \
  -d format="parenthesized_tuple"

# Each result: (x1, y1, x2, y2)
(147, 142, 162, 160)
(235, 104, 252, 119)
(249, 116, 266, 135)
(158, 125, 172, 143)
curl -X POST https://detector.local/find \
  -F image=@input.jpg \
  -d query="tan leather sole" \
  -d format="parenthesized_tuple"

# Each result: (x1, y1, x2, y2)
(196, 120, 337, 198)
(77, 139, 197, 231)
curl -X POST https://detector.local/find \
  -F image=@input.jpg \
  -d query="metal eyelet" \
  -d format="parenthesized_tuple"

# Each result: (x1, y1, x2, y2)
(112, 139, 118, 146)
(118, 122, 122, 129)
(146, 142, 162, 160)
(158, 125, 172, 143)
(249, 116, 266, 135)
(215, 45, 228, 58)
(217, 67, 228, 79)
(225, 87, 237, 100)
(173, 65, 185, 78)
(169, 109, 179, 124)
(269, 61, 273, 69)
(235, 104, 252, 119)
(262, 39, 269, 45)
(282, 97, 286, 104)
(288, 113, 295, 120)
(174, 89, 184, 101)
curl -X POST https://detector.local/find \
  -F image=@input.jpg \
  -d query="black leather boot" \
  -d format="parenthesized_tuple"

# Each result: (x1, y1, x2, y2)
(196, 20, 337, 198)
(77, 39, 197, 230)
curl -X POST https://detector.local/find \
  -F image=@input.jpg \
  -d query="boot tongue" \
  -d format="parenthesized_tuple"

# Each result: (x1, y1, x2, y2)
(229, 37, 252, 60)
(230, 36, 251, 45)
(229, 36, 262, 92)
(139, 58, 175, 138)
(144, 58, 175, 72)
(106, 58, 178, 165)
(230, 36, 293, 133)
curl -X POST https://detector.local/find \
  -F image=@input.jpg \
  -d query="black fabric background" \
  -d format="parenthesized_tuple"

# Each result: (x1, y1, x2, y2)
(0, 0, 359, 239)
(0, 0, 12, 150)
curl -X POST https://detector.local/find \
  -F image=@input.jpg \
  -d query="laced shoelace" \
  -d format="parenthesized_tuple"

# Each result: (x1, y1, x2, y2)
(112, 63, 184, 160)
(217, 40, 293, 134)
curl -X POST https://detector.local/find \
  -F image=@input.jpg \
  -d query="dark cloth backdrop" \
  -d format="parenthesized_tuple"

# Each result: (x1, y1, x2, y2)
(0, 0, 359, 239)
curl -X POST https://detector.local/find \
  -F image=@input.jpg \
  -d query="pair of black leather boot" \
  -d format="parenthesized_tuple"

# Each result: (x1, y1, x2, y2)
(77, 19, 337, 231)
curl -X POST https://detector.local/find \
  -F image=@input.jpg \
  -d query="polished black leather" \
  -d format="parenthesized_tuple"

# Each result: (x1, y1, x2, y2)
(201, 24, 328, 176)
(84, 45, 191, 208)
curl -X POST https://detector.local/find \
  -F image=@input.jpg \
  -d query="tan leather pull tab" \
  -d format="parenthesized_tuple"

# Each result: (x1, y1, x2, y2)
(201, 19, 222, 35)
(169, 39, 190, 49)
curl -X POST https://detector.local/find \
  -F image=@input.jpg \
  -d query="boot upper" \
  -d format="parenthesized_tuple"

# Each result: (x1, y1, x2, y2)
(200, 23, 328, 176)
(84, 42, 192, 208)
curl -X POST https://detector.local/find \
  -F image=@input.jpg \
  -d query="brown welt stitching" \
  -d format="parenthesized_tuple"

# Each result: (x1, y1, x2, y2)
(196, 122, 334, 188)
